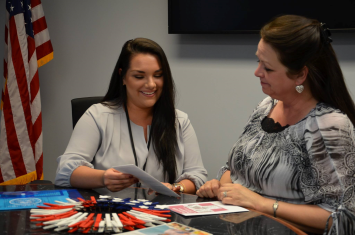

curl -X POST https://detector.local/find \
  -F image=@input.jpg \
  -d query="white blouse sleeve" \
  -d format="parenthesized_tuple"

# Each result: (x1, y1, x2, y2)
(175, 110, 208, 189)
(54, 105, 102, 187)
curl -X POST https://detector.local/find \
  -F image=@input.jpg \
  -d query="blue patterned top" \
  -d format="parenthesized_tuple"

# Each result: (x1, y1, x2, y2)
(219, 96, 355, 234)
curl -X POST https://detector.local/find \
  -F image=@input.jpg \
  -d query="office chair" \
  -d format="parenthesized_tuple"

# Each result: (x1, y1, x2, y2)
(71, 96, 104, 128)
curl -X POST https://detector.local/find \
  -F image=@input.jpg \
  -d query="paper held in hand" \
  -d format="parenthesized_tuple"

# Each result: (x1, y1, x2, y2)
(166, 201, 249, 216)
(113, 164, 180, 197)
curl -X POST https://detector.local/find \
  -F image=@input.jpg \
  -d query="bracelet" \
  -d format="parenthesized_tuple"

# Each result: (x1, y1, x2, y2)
(273, 200, 279, 217)
(173, 183, 185, 193)
(178, 181, 186, 192)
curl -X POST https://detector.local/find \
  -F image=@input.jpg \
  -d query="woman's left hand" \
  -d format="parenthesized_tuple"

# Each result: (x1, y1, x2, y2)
(218, 183, 265, 210)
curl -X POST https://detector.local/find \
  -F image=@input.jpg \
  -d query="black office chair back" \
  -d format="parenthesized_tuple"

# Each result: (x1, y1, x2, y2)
(71, 96, 104, 128)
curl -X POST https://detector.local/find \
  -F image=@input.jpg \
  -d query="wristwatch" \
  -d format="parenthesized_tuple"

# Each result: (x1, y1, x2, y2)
(173, 183, 184, 193)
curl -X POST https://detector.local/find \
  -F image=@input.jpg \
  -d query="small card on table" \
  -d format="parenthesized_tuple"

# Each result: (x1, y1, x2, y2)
(167, 201, 249, 216)
(121, 222, 212, 235)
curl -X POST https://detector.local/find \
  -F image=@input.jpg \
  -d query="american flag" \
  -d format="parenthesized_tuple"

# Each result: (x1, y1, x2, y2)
(0, 0, 53, 185)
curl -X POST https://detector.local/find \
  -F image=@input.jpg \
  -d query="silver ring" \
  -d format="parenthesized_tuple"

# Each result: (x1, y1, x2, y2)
(223, 191, 227, 198)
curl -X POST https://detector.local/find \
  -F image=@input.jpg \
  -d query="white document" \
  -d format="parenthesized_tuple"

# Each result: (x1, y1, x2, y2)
(166, 201, 249, 216)
(113, 164, 179, 197)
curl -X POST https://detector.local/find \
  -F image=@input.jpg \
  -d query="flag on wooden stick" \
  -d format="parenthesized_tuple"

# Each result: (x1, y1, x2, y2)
(0, 0, 53, 185)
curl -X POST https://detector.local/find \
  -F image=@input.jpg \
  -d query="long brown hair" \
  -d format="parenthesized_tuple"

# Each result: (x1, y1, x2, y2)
(261, 15, 355, 125)
(102, 38, 178, 183)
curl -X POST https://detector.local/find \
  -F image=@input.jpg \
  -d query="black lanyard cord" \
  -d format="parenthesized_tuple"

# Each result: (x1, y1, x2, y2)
(124, 103, 152, 172)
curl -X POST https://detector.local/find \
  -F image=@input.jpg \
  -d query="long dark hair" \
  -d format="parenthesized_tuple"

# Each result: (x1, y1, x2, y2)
(261, 15, 355, 125)
(102, 38, 177, 183)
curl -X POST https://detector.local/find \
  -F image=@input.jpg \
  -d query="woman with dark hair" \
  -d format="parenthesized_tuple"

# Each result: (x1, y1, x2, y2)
(197, 15, 355, 234)
(55, 38, 207, 194)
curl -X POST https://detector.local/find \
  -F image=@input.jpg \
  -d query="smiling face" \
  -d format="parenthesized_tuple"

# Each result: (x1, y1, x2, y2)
(123, 53, 164, 111)
(254, 39, 299, 100)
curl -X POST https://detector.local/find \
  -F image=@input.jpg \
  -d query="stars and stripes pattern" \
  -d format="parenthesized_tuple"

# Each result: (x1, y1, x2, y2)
(0, 0, 53, 185)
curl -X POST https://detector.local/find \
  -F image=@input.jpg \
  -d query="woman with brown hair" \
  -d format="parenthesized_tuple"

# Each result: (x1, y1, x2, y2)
(55, 38, 207, 194)
(197, 15, 355, 234)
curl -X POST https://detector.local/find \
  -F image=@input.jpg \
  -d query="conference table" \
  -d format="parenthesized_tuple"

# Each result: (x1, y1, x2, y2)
(0, 182, 307, 235)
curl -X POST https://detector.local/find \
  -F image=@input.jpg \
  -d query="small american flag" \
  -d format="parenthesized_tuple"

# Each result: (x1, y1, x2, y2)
(0, 0, 53, 185)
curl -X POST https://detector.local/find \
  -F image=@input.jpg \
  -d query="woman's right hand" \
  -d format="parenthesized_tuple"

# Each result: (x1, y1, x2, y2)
(102, 168, 139, 192)
(196, 179, 221, 198)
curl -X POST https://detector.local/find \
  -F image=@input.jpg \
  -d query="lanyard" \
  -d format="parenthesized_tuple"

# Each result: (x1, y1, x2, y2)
(124, 103, 152, 172)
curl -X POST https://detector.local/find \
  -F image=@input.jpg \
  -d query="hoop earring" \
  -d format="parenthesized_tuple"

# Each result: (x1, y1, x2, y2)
(296, 85, 304, 93)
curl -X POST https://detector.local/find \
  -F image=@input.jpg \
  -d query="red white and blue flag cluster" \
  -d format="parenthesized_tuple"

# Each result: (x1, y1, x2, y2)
(30, 195, 172, 233)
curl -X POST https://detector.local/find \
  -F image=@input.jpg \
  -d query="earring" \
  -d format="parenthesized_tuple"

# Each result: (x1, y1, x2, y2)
(296, 85, 304, 93)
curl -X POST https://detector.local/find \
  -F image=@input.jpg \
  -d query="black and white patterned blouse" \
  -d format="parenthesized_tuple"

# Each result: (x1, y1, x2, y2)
(219, 97, 355, 234)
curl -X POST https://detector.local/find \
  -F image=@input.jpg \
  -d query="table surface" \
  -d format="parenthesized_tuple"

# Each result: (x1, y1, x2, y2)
(0, 183, 307, 235)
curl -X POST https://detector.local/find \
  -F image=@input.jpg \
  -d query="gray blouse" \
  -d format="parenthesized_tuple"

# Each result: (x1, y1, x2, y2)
(55, 104, 207, 189)
(219, 97, 355, 235)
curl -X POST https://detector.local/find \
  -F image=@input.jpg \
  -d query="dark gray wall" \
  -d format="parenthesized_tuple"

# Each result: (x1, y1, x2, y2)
(0, 0, 354, 183)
